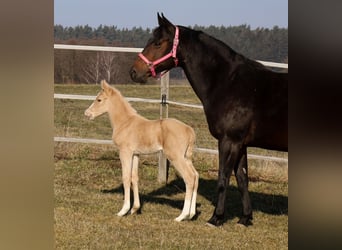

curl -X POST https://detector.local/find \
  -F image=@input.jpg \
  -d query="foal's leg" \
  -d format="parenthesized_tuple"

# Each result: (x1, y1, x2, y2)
(117, 150, 133, 217)
(234, 147, 253, 226)
(186, 159, 199, 219)
(207, 138, 242, 226)
(130, 155, 141, 214)
(171, 157, 197, 222)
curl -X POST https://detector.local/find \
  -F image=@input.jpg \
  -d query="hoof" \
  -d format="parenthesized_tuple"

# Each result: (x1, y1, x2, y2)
(237, 216, 253, 226)
(117, 209, 129, 217)
(174, 215, 187, 222)
(188, 212, 196, 220)
(130, 207, 141, 215)
(117, 212, 127, 217)
(207, 214, 224, 227)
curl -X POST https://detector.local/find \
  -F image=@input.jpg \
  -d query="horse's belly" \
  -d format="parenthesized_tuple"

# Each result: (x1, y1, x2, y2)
(133, 143, 163, 154)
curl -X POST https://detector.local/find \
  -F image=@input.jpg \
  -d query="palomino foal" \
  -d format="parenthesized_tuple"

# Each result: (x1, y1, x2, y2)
(85, 80, 199, 221)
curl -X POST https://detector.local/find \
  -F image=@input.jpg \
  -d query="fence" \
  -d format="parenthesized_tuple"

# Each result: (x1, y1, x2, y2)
(54, 44, 288, 182)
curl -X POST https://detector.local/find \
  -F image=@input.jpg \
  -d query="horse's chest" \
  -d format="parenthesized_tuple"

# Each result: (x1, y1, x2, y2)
(205, 102, 254, 140)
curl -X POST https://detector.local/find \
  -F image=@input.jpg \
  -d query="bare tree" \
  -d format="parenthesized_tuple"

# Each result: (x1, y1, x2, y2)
(81, 52, 101, 84)
(101, 51, 118, 83)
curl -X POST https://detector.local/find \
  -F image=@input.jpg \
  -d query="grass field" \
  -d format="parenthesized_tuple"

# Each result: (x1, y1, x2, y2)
(54, 83, 288, 249)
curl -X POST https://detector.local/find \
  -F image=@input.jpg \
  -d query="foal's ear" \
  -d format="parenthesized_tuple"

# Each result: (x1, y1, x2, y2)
(100, 80, 112, 94)
(157, 13, 175, 34)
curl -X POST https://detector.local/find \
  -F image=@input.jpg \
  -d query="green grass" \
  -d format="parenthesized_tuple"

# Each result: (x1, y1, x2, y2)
(54, 83, 288, 249)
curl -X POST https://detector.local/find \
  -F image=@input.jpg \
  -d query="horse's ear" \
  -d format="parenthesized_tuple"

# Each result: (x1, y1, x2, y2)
(101, 80, 112, 94)
(157, 13, 163, 25)
(100, 79, 107, 89)
(157, 13, 175, 34)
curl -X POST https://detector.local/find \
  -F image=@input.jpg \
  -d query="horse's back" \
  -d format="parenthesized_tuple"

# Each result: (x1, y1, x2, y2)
(113, 116, 163, 152)
(161, 118, 195, 140)
(160, 118, 196, 158)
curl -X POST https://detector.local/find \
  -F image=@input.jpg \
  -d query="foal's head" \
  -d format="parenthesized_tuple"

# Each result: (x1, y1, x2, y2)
(130, 13, 178, 83)
(84, 80, 113, 120)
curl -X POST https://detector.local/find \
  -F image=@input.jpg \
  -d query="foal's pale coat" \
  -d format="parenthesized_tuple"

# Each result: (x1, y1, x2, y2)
(85, 80, 199, 221)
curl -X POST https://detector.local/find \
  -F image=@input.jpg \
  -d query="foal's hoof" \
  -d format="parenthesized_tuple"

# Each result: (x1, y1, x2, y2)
(117, 209, 129, 217)
(130, 207, 141, 215)
(174, 215, 188, 222)
(237, 216, 253, 226)
(117, 212, 126, 217)
(207, 214, 224, 227)
(188, 212, 196, 220)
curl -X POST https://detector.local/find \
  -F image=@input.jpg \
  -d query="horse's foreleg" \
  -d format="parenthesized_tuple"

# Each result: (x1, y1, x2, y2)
(234, 148, 253, 226)
(117, 150, 133, 217)
(207, 138, 241, 227)
(130, 155, 141, 215)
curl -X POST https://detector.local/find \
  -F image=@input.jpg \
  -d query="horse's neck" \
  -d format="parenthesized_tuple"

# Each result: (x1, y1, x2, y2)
(108, 93, 136, 129)
(179, 29, 238, 104)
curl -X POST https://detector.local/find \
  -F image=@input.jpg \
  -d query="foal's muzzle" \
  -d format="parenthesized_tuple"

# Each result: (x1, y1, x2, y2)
(84, 109, 95, 120)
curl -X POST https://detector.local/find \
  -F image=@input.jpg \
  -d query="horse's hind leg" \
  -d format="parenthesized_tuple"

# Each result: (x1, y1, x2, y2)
(171, 158, 197, 222)
(130, 155, 141, 214)
(187, 159, 199, 219)
(207, 139, 240, 226)
(117, 150, 133, 217)
(234, 148, 253, 226)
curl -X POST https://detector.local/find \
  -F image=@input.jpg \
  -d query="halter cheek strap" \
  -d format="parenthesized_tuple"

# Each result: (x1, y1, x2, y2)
(139, 26, 179, 77)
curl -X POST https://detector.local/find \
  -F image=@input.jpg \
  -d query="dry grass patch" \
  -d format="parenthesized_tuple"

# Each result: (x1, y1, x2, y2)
(55, 143, 287, 249)
(54, 84, 288, 249)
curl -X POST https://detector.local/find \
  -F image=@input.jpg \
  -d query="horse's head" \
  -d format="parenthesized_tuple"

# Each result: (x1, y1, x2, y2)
(130, 13, 179, 83)
(84, 80, 113, 120)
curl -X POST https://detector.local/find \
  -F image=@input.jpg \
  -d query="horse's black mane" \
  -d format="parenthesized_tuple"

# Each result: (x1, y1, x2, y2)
(178, 25, 269, 72)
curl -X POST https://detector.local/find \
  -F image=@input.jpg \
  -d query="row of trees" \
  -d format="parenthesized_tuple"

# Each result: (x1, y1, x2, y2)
(54, 24, 288, 84)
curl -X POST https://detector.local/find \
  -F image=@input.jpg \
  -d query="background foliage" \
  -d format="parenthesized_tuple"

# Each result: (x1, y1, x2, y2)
(54, 24, 288, 84)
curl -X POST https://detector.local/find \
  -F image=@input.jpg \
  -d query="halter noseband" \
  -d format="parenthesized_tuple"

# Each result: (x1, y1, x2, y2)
(138, 26, 179, 78)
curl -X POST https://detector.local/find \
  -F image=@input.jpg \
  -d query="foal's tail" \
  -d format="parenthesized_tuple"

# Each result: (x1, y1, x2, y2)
(185, 126, 196, 160)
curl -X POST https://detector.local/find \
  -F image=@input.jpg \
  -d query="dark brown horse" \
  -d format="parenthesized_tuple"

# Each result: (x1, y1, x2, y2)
(130, 13, 288, 227)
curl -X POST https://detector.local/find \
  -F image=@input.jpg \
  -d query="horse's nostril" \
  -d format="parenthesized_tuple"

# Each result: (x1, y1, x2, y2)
(130, 67, 136, 79)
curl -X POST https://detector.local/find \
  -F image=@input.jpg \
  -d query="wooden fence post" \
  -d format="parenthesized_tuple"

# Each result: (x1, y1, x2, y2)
(158, 72, 170, 183)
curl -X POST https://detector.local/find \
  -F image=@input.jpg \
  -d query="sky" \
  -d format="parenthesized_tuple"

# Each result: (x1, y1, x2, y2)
(54, 0, 288, 29)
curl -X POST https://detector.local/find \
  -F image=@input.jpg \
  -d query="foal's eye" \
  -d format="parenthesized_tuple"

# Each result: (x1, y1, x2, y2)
(97, 99, 101, 102)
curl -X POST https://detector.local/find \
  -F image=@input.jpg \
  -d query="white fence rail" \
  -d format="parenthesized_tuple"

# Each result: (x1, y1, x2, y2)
(54, 44, 288, 69)
(54, 93, 204, 109)
(54, 136, 288, 163)
(54, 93, 288, 163)
(54, 44, 288, 182)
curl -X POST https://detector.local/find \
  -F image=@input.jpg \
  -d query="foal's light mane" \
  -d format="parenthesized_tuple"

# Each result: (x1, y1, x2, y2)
(105, 86, 138, 129)
(109, 87, 137, 114)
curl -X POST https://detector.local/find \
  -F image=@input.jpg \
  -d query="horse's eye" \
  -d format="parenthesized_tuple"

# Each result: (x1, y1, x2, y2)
(97, 99, 101, 102)
(154, 41, 161, 47)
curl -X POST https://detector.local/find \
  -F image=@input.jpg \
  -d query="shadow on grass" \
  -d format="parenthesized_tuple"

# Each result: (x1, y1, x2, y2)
(101, 177, 287, 224)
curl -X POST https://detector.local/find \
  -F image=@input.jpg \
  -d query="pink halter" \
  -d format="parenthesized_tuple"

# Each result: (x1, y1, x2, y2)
(138, 26, 179, 78)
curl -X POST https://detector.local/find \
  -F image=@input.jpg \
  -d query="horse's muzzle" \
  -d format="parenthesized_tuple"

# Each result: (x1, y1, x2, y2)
(84, 109, 94, 120)
(129, 67, 148, 83)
